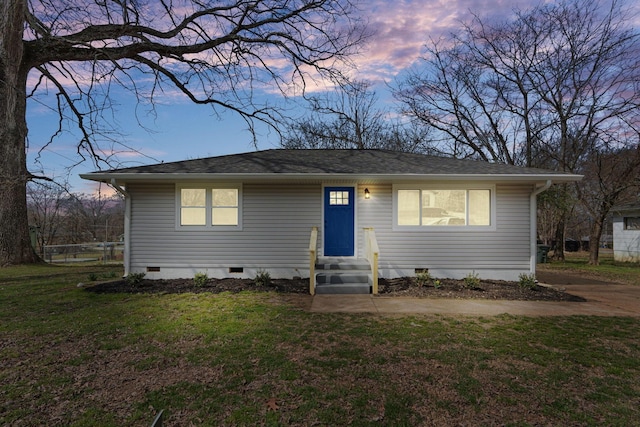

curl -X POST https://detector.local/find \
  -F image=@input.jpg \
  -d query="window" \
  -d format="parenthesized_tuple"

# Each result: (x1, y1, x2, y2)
(180, 189, 206, 225)
(212, 189, 238, 225)
(395, 186, 493, 228)
(329, 190, 350, 205)
(177, 184, 241, 228)
(624, 217, 640, 230)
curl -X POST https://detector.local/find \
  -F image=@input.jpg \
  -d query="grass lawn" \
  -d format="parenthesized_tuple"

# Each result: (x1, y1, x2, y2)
(2, 263, 640, 426)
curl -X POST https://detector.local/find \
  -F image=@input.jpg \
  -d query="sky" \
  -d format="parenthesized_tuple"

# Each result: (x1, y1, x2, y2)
(24, 0, 636, 193)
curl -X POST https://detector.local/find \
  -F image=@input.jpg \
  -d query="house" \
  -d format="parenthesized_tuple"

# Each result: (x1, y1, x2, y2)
(80, 149, 581, 294)
(612, 205, 640, 262)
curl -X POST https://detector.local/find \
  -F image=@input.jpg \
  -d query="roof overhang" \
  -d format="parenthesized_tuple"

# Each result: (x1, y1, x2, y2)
(80, 172, 583, 184)
(612, 206, 640, 215)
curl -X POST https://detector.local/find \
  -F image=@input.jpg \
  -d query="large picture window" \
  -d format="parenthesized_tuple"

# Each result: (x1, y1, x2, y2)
(177, 184, 241, 228)
(395, 186, 493, 228)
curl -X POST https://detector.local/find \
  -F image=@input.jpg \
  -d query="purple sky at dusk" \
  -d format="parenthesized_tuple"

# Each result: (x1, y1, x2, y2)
(24, 0, 638, 193)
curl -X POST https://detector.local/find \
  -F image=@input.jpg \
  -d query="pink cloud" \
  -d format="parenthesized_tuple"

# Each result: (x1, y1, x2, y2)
(352, 0, 547, 82)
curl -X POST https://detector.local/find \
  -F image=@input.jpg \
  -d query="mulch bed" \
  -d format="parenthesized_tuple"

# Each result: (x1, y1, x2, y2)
(377, 277, 585, 301)
(85, 278, 310, 294)
(85, 276, 585, 302)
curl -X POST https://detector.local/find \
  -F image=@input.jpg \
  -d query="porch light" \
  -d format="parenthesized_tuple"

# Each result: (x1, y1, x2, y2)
(364, 188, 371, 199)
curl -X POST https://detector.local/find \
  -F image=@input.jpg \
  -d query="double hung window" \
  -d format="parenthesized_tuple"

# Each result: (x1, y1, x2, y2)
(177, 184, 241, 228)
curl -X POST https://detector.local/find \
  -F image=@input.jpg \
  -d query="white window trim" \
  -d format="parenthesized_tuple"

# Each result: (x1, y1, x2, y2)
(392, 183, 496, 232)
(175, 183, 243, 230)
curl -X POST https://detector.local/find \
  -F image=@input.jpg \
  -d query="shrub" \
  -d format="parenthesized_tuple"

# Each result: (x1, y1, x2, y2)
(193, 272, 209, 287)
(415, 271, 432, 287)
(463, 272, 481, 289)
(87, 272, 98, 282)
(126, 272, 146, 286)
(103, 271, 118, 279)
(433, 279, 442, 289)
(254, 269, 271, 287)
(518, 273, 537, 290)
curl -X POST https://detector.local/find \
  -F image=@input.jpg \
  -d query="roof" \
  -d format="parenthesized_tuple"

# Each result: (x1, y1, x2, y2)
(612, 203, 640, 215)
(80, 149, 582, 183)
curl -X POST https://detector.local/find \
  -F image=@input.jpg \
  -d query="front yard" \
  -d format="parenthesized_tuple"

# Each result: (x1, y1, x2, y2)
(539, 249, 640, 286)
(1, 263, 640, 426)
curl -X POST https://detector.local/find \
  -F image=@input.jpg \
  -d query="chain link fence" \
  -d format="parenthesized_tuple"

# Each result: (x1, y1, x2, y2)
(43, 242, 124, 264)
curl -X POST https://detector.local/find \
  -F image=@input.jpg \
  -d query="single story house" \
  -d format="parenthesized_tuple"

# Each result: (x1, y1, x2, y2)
(612, 205, 640, 263)
(81, 149, 581, 294)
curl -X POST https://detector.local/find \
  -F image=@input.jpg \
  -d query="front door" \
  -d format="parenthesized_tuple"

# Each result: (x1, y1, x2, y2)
(324, 187, 355, 256)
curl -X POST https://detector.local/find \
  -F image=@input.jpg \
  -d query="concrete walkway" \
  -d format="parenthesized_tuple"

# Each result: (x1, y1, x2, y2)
(310, 283, 640, 316)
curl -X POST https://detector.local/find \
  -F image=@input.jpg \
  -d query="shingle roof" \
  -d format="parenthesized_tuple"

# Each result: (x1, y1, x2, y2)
(83, 149, 578, 180)
(612, 203, 640, 213)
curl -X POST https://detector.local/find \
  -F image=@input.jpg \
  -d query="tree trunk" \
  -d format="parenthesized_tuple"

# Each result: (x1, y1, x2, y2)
(551, 213, 566, 261)
(0, 0, 40, 265)
(588, 216, 605, 266)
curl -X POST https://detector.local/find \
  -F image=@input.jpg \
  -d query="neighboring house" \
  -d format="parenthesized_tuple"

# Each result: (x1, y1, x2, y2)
(612, 205, 640, 262)
(81, 149, 581, 293)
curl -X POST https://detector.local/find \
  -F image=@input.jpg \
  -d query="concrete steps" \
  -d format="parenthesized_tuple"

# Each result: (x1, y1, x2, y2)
(315, 257, 371, 295)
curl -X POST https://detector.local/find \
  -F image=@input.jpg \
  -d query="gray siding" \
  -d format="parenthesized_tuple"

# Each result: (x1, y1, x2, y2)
(613, 213, 640, 262)
(129, 183, 321, 270)
(128, 181, 533, 279)
(357, 183, 531, 273)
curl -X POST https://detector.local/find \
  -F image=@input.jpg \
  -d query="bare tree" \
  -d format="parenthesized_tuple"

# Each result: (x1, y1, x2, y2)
(0, 0, 365, 265)
(537, 185, 577, 247)
(282, 80, 436, 153)
(66, 190, 124, 244)
(26, 182, 69, 255)
(576, 145, 640, 264)
(396, 0, 640, 166)
(27, 182, 125, 252)
(283, 80, 383, 150)
(394, 21, 545, 165)
(394, 0, 640, 261)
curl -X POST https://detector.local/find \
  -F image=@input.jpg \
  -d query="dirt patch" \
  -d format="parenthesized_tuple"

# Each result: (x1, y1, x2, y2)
(86, 276, 584, 302)
(535, 270, 616, 286)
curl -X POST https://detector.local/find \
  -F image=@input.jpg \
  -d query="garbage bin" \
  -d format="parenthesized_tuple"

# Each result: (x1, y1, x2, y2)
(537, 245, 550, 263)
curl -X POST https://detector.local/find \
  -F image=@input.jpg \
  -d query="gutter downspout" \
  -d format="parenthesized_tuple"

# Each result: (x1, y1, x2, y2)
(530, 180, 552, 275)
(110, 179, 131, 277)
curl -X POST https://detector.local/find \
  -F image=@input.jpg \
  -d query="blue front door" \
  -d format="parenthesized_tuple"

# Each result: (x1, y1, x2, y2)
(324, 187, 355, 256)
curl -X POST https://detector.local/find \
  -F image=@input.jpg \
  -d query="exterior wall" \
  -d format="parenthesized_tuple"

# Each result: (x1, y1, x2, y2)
(128, 182, 322, 279)
(357, 183, 532, 281)
(613, 211, 640, 262)
(127, 180, 533, 281)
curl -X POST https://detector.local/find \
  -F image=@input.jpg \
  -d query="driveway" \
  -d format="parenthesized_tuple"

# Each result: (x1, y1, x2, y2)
(310, 271, 640, 316)
(537, 270, 640, 316)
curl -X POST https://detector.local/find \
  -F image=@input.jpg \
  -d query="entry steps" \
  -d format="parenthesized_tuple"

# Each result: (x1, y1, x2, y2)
(315, 257, 372, 294)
